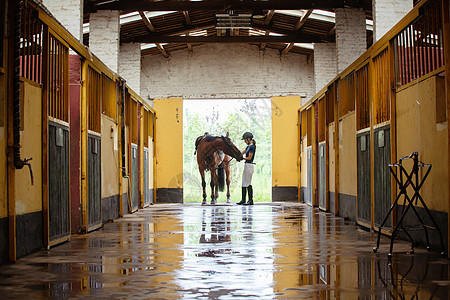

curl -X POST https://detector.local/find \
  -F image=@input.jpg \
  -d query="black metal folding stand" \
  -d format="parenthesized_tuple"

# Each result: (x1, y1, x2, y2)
(373, 152, 446, 258)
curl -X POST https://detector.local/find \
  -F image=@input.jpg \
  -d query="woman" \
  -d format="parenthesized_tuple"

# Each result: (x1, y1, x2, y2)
(237, 132, 256, 206)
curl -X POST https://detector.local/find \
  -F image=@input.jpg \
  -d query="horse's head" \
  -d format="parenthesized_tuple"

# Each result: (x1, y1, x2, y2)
(221, 133, 243, 161)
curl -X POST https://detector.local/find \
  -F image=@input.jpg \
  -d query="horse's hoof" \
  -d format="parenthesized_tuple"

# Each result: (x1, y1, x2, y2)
(201, 200, 207, 205)
(226, 198, 231, 204)
(211, 199, 216, 205)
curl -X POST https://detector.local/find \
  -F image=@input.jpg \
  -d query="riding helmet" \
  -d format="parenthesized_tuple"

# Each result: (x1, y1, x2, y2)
(242, 132, 253, 140)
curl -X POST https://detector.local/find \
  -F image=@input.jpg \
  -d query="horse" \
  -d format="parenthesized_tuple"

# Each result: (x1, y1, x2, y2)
(195, 132, 243, 205)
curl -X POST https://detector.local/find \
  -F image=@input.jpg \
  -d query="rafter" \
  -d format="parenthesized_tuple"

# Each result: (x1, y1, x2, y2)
(133, 34, 322, 43)
(281, 43, 295, 55)
(182, 11, 193, 52)
(260, 10, 275, 51)
(138, 11, 169, 58)
(88, 0, 345, 13)
(294, 9, 313, 31)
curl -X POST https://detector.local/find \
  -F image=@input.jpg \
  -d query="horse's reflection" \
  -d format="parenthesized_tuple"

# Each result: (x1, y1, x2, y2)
(197, 207, 232, 257)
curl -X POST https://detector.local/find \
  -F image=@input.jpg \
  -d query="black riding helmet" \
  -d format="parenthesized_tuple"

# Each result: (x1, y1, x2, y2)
(241, 132, 253, 140)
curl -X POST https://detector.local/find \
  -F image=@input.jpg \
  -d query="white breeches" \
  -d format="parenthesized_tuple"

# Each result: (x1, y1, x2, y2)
(242, 163, 254, 187)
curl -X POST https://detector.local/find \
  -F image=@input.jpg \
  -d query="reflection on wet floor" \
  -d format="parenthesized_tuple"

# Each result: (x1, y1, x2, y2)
(0, 203, 449, 299)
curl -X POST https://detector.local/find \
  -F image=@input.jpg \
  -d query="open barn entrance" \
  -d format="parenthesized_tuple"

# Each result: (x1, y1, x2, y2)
(183, 99, 272, 204)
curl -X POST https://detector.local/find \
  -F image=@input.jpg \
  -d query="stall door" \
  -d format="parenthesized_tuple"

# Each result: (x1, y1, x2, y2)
(143, 148, 150, 207)
(306, 147, 313, 205)
(318, 142, 327, 210)
(131, 144, 139, 211)
(374, 125, 391, 227)
(357, 131, 371, 225)
(48, 123, 70, 243)
(88, 135, 101, 229)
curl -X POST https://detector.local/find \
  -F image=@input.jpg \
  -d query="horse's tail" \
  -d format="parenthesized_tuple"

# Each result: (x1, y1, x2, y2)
(217, 164, 225, 192)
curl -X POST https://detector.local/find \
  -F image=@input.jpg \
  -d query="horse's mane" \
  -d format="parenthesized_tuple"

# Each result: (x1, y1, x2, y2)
(195, 133, 219, 151)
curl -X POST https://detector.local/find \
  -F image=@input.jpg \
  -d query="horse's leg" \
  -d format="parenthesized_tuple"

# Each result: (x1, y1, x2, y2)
(199, 168, 207, 205)
(210, 175, 216, 204)
(225, 163, 231, 203)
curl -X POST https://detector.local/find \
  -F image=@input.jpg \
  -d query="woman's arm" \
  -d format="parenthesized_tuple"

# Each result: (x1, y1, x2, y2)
(243, 152, 253, 161)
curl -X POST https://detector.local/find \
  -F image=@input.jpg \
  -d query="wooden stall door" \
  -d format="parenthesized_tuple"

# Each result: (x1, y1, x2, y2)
(47, 33, 70, 245)
(374, 125, 391, 227)
(88, 135, 101, 229)
(131, 144, 139, 211)
(357, 132, 371, 225)
(319, 142, 327, 210)
(307, 147, 313, 206)
(48, 123, 70, 244)
(143, 148, 150, 207)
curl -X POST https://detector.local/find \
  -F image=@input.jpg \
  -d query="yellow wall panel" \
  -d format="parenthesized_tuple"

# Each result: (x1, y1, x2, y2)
(272, 96, 301, 188)
(15, 81, 42, 215)
(154, 98, 183, 189)
(328, 123, 336, 192)
(338, 113, 357, 196)
(396, 76, 448, 213)
(101, 116, 119, 198)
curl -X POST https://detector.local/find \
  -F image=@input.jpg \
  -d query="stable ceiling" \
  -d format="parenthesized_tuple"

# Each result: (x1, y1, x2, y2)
(83, 0, 373, 57)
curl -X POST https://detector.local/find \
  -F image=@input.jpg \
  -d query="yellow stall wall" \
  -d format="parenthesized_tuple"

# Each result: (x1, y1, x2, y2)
(0, 73, 6, 219)
(149, 138, 154, 193)
(396, 75, 449, 213)
(328, 123, 336, 192)
(101, 116, 119, 199)
(15, 81, 42, 215)
(272, 96, 301, 201)
(154, 98, 183, 203)
(338, 113, 357, 220)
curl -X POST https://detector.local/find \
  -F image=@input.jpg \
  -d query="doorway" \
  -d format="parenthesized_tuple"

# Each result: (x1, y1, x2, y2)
(183, 98, 272, 204)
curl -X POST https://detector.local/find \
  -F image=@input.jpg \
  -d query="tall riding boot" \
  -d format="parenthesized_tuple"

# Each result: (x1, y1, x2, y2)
(244, 185, 253, 205)
(237, 187, 247, 205)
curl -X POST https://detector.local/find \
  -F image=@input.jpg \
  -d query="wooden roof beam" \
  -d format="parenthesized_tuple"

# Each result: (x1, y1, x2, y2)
(182, 11, 193, 52)
(294, 9, 313, 31)
(260, 10, 274, 51)
(281, 43, 295, 55)
(134, 34, 322, 43)
(139, 11, 169, 58)
(90, 0, 345, 13)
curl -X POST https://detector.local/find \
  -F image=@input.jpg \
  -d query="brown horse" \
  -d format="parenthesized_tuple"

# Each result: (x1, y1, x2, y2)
(195, 132, 243, 204)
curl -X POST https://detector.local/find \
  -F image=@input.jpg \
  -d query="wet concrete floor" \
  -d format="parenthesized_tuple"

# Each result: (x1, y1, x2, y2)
(0, 203, 449, 299)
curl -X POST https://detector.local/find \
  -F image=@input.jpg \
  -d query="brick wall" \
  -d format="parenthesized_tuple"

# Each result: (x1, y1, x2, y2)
(119, 43, 141, 95)
(140, 44, 315, 106)
(89, 10, 120, 73)
(42, 0, 83, 41)
(314, 43, 337, 93)
(373, 0, 412, 42)
(335, 8, 367, 73)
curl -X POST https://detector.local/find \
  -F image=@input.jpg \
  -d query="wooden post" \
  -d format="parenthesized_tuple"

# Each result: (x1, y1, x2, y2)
(6, 0, 16, 261)
(118, 82, 123, 217)
(80, 60, 88, 231)
(369, 57, 375, 229)
(41, 26, 49, 248)
(388, 41, 398, 228)
(441, 0, 450, 258)
(139, 103, 144, 209)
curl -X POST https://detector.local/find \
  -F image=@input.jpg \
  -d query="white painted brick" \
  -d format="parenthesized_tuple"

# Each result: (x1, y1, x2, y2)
(373, 0, 412, 42)
(141, 44, 315, 106)
(314, 43, 337, 93)
(89, 10, 120, 73)
(335, 8, 367, 73)
(119, 43, 141, 95)
(43, 0, 83, 41)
